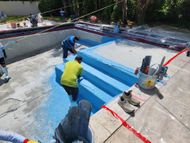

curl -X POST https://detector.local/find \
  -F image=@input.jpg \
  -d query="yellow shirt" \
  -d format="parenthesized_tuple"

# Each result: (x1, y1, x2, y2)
(61, 60, 83, 87)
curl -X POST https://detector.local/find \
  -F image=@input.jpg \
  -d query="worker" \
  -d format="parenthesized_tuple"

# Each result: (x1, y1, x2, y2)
(113, 22, 120, 33)
(59, 9, 65, 18)
(61, 36, 79, 62)
(0, 130, 38, 143)
(61, 56, 83, 101)
(0, 41, 15, 82)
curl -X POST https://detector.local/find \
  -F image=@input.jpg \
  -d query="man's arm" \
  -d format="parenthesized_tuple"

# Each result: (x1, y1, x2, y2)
(77, 67, 83, 82)
(71, 48, 77, 54)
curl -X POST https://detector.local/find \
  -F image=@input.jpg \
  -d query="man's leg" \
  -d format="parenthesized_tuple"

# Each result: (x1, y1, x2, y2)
(70, 87, 79, 101)
(63, 47, 68, 62)
(62, 85, 72, 96)
(0, 58, 10, 81)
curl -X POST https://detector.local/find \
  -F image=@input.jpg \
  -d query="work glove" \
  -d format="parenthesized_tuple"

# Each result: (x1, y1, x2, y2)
(28, 140, 38, 143)
(24, 139, 39, 143)
(78, 77, 83, 83)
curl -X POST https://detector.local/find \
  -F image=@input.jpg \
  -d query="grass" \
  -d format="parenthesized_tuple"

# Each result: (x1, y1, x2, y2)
(43, 16, 65, 22)
(0, 16, 26, 23)
(0, 16, 64, 24)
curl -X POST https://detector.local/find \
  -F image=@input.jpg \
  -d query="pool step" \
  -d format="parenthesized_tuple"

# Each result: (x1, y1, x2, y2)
(79, 78, 113, 110)
(78, 51, 138, 87)
(82, 62, 130, 96)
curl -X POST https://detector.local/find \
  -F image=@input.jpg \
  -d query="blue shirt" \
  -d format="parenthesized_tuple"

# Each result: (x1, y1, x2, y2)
(0, 43, 5, 58)
(62, 36, 75, 50)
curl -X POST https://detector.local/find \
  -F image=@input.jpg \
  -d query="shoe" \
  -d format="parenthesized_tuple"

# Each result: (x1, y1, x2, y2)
(3, 76, 11, 83)
(122, 90, 140, 107)
(118, 96, 135, 114)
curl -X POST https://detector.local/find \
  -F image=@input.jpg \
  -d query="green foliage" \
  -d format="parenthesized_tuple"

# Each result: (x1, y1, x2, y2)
(127, 0, 137, 21)
(111, 4, 122, 22)
(137, 0, 190, 29)
(38, 0, 62, 16)
(37, 0, 190, 29)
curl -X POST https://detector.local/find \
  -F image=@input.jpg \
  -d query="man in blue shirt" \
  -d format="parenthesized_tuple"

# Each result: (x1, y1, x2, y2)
(61, 36, 79, 61)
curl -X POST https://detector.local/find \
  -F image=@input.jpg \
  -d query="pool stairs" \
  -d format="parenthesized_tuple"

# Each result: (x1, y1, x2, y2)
(55, 50, 138, 112)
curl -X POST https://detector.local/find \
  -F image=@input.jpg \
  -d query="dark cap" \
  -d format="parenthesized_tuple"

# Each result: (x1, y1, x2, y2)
(74, 37, 79, 41)
(75, 56, 83, 62)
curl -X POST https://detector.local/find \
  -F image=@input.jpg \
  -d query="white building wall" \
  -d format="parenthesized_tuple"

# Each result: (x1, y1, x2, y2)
(0, 1, 40, 16)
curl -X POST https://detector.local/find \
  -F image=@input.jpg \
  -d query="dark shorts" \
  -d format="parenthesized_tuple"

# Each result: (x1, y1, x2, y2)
(62, 85, 78, 101)
(0, 57, 5, 65)
(62, 46, 74, 59)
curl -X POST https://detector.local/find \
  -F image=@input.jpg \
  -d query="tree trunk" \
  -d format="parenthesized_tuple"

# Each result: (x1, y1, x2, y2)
(122, 0, 128, 26)
(136, 0, 152, 25)
(62, 0, 70, 16)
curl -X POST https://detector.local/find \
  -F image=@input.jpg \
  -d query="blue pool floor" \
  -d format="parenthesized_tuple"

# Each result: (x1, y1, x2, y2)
(33, 39, 138, 142)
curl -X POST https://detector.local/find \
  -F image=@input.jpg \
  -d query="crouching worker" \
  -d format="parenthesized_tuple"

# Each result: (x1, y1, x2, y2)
(0, 42, 14, 82)
(0, 130, 38, 143)
(61, 56, 83, 101)
(61, 36, 79, 62)
(54, 100, 92, 143)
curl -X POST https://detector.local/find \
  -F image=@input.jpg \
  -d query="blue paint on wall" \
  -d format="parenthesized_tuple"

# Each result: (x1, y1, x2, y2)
(101, 36, 116, 43)
(54, 45, 138, 113)
(78, 39, 100, 47)
(78, 50, 138, 86)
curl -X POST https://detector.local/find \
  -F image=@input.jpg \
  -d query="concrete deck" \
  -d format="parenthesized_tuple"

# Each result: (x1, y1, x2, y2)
(89, 51, 190, 143)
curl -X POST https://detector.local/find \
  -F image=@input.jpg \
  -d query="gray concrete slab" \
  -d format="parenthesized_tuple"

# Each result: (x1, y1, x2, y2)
(94, 40, 177, 70)
(0, 44, 88, 141)
(0, 48, 62, 138)
(105, 126, 143, 143)
(107, 96, 190, 143)
(99, 52, 190, 143)
(157, 62, 190, 129)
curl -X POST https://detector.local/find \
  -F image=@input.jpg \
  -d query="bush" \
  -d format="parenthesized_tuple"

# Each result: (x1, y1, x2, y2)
(38, 0, 63, 16)
(111, 4, 122, 22)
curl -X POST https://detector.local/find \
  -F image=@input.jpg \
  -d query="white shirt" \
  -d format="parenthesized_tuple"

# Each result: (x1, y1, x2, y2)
(0, 43, 5, 58)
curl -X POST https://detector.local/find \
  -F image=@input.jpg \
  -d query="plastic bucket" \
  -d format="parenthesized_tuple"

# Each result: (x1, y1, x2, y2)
(138, 71, 157, 90)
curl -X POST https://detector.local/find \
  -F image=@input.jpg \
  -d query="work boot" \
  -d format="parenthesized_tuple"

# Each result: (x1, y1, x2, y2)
(122, 90, 140, 107)
(3, 76, 11, 83)
(118, 96, 135, 114)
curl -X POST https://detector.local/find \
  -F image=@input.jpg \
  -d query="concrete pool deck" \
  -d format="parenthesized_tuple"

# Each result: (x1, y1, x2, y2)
(89, 51, 190, 143)
(0, 38, 189, 142)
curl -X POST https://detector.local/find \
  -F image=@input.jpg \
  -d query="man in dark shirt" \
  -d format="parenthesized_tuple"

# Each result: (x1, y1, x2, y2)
(61, 36, 79, 61)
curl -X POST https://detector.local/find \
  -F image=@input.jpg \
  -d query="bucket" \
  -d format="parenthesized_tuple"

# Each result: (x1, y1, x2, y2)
(138, 71, 157, 90)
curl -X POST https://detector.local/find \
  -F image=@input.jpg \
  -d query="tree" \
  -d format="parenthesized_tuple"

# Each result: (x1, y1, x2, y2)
(39, 0, 63, 16)
(136, 0, 152, 25)
(111, 4, 122, 22)
(122, 0, 128, 25)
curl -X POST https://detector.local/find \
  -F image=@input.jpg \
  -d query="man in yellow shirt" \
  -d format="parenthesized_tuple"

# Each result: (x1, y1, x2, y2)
(61, 56, 83, 101)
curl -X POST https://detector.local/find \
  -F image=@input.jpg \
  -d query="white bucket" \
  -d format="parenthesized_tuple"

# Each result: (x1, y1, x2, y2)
(138, 71, 157, 90)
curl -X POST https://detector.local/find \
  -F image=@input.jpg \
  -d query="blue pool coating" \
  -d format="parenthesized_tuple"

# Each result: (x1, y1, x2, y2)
(31, 74, 71, 142)
(77, 39, 101, 47)
(55, 41, 138, 112)
(33, 38, 138, 142)
(77, 46, 137, 87)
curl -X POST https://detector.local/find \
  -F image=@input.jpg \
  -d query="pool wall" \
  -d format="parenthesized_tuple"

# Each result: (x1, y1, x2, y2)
(1, 27, 114, 63)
